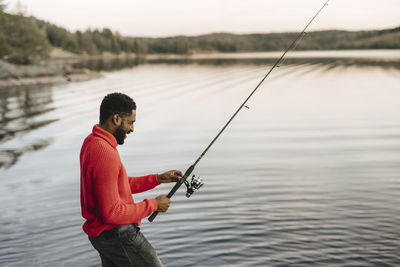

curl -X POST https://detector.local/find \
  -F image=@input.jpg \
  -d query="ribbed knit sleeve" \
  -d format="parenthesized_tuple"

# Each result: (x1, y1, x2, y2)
(129, 174, 160, 194)
(91, 142, 158, 225)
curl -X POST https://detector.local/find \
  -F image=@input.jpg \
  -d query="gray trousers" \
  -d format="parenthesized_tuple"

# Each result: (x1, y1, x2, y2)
(89, 224, 164, 267)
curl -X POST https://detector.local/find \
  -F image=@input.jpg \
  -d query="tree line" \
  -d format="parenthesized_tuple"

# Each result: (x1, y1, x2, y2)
(0, 3, 399, 65)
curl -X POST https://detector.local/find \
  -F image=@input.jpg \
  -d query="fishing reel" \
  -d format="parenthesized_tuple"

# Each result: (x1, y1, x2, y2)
(184, 175, 204, 198)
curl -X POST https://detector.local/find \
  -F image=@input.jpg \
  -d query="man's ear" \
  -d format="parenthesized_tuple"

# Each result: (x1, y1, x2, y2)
(112, 114, 121, 126)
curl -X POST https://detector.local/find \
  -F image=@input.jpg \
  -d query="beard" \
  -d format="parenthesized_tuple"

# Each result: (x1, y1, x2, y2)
(114, 123, 126, 145)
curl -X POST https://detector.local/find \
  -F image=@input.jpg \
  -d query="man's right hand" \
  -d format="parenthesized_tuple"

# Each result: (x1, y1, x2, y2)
(156, 195, 170, 212)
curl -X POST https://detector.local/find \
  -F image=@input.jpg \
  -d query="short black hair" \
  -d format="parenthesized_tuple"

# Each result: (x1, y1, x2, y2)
(99, 92, 136, 124)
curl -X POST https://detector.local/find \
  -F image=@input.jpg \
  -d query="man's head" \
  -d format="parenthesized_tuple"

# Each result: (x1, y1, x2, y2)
(99, 93, 136, 145)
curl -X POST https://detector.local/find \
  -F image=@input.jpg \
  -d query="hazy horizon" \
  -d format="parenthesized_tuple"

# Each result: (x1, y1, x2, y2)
(4, 0, 400, 38)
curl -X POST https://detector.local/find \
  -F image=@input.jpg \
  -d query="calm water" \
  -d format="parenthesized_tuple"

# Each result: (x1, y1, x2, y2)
(1, 51, 400, 266)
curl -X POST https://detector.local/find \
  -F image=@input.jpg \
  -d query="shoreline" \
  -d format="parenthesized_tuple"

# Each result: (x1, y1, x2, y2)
(0, 71, 101, 89)
(0, 57, 97, 89)
(0, 48, 136, 89)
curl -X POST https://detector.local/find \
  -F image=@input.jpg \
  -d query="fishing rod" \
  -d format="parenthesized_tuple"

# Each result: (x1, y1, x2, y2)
(149, 0, 330, 222)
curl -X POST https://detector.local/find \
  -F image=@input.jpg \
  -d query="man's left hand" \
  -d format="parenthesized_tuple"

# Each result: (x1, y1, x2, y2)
(157, 170, 183, 183)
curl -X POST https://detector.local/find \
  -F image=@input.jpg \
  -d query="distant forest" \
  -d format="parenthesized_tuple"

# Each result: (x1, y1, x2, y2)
(1, 3, 399, 65)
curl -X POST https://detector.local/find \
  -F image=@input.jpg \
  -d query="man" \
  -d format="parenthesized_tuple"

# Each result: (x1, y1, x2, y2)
(80, 92, 182, 267)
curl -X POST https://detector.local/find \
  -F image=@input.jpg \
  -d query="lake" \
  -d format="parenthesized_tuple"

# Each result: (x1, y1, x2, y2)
(1, 50, 400, 266)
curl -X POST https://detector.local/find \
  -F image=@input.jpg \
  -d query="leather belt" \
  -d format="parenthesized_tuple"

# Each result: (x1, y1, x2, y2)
(101, 223, 139, 239)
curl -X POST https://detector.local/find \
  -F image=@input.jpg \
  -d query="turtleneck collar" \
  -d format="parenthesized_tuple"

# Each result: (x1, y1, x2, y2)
(92, 124, 118, 148)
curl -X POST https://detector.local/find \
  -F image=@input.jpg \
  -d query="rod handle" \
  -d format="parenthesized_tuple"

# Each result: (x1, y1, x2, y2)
(148, 164, 195, 222)
(148, 211, 159, 222)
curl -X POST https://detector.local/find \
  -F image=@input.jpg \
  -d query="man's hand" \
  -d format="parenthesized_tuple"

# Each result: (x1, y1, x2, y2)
(157, 170, 183, 184)
(156, 195, 170, 212)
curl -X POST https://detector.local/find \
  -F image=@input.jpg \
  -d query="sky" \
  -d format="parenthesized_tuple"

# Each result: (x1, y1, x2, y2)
(5, 0, 400, 37)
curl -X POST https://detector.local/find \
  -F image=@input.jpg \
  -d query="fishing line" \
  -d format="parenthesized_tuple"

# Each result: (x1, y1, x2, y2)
(149, 0, 330, 222)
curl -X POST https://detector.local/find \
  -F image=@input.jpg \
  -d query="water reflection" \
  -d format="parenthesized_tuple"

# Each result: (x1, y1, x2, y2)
(0, 139, 52, 169)
(72, 57, 144, 71)
(0, 85, 56, 169)
(72, 53, 400, 71)
(150, 57, 400, 70)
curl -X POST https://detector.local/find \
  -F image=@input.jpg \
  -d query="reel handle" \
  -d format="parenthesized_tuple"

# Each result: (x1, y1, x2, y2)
(148, 164, 195, 222)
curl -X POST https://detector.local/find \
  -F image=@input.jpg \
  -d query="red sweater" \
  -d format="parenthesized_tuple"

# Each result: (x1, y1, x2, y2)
(80, 125, 159, 237)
